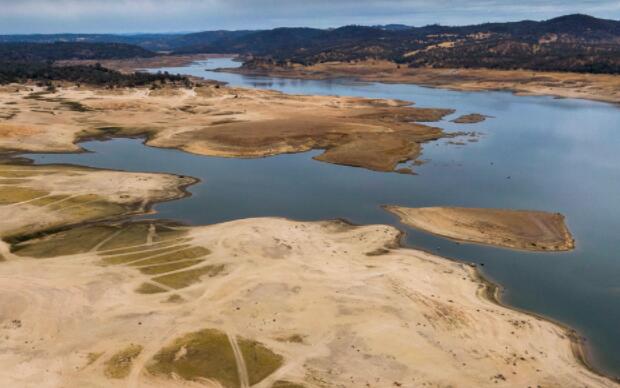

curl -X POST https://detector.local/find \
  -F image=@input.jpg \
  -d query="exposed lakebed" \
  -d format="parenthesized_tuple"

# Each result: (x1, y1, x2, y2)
(24, 58, 620, 377)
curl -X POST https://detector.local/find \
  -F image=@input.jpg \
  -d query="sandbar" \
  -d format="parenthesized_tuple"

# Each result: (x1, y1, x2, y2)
(385, 205, 575, 251)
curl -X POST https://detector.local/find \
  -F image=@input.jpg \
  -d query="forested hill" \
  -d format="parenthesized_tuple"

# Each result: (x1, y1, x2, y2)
(2, 14, 619, 73)
(0, 42, 156, 61)
(177, 14, 620, 74)
(0, 42, 186, 87)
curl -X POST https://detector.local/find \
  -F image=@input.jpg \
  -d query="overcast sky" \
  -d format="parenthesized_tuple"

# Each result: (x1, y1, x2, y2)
(2, 0, 619, 34)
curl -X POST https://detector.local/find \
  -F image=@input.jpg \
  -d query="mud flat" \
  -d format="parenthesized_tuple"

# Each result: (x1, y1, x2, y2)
(385, 206, 575, 251)
(227, 60, 620, 104)
(0, 83, 454, 172)
(0, 217, 613, 387)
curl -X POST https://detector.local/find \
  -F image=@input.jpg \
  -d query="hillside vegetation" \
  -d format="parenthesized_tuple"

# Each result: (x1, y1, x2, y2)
(3, 14, 619, 74)
(0, 42, 187, 86)
(0, 42, 156, 61)
(195, 14, 620, 74)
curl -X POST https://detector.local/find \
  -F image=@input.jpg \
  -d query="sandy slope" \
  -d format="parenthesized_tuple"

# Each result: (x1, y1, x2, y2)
(0, 218, 614, 387)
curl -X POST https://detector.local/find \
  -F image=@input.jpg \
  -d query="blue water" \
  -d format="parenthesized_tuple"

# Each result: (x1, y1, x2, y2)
(26, 58, 620, 378)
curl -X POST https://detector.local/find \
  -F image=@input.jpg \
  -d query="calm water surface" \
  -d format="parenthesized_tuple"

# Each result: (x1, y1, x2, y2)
(26, 58, 620, 377)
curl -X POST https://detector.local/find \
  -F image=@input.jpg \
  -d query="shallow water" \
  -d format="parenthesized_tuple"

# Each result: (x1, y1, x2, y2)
(26, 58, 620, 377)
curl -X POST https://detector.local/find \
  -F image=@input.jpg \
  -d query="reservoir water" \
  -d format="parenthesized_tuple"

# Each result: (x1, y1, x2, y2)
(25, 58, 620, 378)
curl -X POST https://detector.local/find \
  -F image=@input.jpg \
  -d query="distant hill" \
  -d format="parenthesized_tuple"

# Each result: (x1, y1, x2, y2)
(1, 14, 619, 73)
(175, 14, 620, 74)
(0, 42, 186, 87)
(0, 42, 156, 61)
(0, 31, 257, 52)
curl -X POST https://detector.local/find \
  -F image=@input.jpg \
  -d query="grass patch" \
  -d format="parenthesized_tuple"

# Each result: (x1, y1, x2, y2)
(147, 329, 239, 386)
(0, 187, 48, 204)
(101, 244, 192, 265)
(239, 337, 284, 385)
(97, 223, 151, 250)
(0, 170, 39, 178)
(138, 259, 204, 275)
(152, 224, 189, 243)
(98, 237, 191, 256)
(273, 381, 306, 388)
(29, 194, 69, 207)
(276, 334, 305, 344)
(0, 178, 30, 185)
(12, 225, 117, 258)
(162, 294, 184, 303)
(24, 91, 50, 100)
(135, 282, 167, 294)
(87, 352, 103, 366)
(97, 222, 187, 252)
(152, 264, 225, 290)
(61, 100, 92, 112)
(51, 194, 128, 220)
(104, 344, 143, 379)
(128, 246, 209, 267)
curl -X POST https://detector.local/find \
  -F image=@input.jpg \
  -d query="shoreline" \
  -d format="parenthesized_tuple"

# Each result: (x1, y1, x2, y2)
(221, 60, 620, 105)
(56, 53, 235, 74)
(389, 221, 613, 382)
(14, 142, 618, 383)
(1, 213, 615, 386)
(57, 55, 620, 105)
(0, 83, 454, 172)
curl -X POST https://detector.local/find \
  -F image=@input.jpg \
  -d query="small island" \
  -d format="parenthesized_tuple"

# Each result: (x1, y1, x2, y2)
(385, 206, 575, 251)
(451, 113, 489, 124)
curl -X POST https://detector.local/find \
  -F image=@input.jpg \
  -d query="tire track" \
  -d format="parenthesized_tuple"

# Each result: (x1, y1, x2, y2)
(227, 331, 250, 388)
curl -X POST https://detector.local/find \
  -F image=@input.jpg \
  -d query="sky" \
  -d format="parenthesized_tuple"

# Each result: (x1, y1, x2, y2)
(1, 0, 619, 34)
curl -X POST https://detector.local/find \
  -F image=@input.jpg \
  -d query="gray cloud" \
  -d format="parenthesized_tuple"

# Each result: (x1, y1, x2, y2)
(1, 0, 619, 34)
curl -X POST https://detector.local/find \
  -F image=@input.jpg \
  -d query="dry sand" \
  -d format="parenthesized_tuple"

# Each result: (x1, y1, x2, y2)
(0, 83, 453, 172)
(385, 206, 575, 251)
(0, 217, 613, 387)
(228, 59, 620, 105)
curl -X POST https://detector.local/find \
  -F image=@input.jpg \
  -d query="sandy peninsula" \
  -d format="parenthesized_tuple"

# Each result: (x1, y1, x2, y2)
(0, 83, 453, 172)
(0, 163, 194, 240)
(385, 206, 575, 251)
(0, 217, 613, 387)
(226, 59, 620, 105)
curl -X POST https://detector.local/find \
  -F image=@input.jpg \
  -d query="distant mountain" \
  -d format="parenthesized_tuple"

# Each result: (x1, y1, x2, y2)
(0, 31, 258, 52)
(174, 28, 325, 55)
(374, 24, 413, 31)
